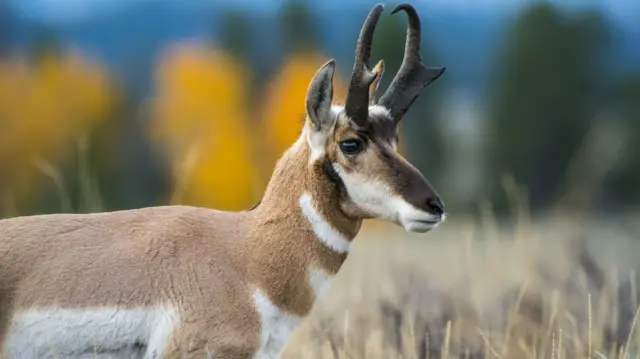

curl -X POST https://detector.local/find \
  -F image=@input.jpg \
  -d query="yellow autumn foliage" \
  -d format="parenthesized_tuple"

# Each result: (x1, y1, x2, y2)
(150, 43, 259, 210)
(149, 45, 406, 211)
(260, 52, 348, 162)
(0, 52, 114, 205)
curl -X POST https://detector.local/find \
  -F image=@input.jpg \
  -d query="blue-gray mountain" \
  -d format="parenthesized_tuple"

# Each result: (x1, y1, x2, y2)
(4, 1, 639, 100)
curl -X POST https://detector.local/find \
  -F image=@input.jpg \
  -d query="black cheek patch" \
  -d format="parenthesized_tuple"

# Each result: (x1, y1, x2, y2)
(323, 157, 349, 202)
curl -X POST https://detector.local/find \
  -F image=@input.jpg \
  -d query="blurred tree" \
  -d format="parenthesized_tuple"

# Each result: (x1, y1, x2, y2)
(0, 46, 116, 216)
(370, 9, 447, 186)
(604, 72, 640, 208)
(485, 3, 611, 214)
(217, 7, 259, 119)
(30, 26, 63, 63)
(218, 7, 253, 62)
(256, 0, 345, 186)
(0, 2, 10, 56)
(72, 87, 171, 213)
(260, 53, 347, 159)
(280, 0, 319, 54)
(150, 44, 260, 211)
(370, 11, 405, 147)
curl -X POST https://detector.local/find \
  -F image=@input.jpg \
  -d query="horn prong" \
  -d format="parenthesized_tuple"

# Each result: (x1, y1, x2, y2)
(344, 3, 385, 126)
(379, 3, 446, 122)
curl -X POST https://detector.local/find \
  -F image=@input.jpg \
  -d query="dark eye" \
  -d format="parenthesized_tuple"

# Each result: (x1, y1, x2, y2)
(339, 139, 364, 155)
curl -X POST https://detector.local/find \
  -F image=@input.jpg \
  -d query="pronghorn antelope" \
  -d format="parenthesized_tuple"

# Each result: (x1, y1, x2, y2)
(0, 3, 445, 359)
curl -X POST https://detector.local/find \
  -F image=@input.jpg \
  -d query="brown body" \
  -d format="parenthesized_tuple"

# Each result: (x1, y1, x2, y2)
(1, 206, 261, 357)
(0, 3, 446, 359)
(0, 141, 357, 357)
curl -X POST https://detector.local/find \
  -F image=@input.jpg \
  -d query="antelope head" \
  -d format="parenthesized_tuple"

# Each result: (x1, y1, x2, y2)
(303, 3, 446, 233)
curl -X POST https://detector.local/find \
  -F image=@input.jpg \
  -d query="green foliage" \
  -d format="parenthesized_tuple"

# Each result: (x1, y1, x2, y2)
(218, 7, 252, 62)
(280, 0, 319, 54)
(604, 72, 640, 208)
(486, 3, 611, 214)
(29, 26, 63, 63)
(0, 2, 10, 56)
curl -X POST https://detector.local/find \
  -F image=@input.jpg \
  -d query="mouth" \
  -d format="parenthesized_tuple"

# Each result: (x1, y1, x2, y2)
(415, 219, 440, 225)
(400, 212, 446, 233)
(402, 219, 441, 233)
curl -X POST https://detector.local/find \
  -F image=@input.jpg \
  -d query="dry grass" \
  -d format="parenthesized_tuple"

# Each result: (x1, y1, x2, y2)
(282, 216, 640, 359)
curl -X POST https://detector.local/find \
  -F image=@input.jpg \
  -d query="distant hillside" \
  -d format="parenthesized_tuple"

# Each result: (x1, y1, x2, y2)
(6, 1, 639, 101)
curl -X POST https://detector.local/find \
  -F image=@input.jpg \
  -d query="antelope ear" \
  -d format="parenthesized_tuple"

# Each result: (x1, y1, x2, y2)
(306, 60, 335, 131)
(369, 60, 385, 105)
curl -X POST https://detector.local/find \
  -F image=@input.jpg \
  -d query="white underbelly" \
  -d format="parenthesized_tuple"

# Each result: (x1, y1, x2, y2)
(41, 348, 144, 359)
(5, 307, 179, 359)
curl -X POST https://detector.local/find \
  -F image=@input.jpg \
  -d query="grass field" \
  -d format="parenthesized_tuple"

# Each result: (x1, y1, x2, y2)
(283, 215, 640, 359)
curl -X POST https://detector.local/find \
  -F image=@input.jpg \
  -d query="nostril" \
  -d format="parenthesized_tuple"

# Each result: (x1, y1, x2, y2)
(427, 197, 444, 216)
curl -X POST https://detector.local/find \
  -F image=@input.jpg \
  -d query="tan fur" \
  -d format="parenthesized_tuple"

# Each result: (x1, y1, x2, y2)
(245, 140, 357, 317)
(0, 136, 360, 358)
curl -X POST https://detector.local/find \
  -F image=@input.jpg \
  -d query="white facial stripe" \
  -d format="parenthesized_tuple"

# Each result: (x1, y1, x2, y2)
(332, 105, 351, 126)
(332, 163, 397, 221)
(369, 104, 391, 118)
(6, 306, 179, 358)
(331, 105, 345, 116)
(299, 192, 352, 254)
(332, 163, 443, 233)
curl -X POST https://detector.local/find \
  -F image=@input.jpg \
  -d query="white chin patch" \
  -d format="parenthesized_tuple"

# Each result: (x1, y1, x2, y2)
(332, 163, 444, 233)
(392, 197, 445, 233)
(401, 220, 442, 233)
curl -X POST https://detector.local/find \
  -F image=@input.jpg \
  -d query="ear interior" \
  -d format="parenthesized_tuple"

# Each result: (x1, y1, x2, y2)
(305, 60, 335, 131)
(369, 60, 385, 105)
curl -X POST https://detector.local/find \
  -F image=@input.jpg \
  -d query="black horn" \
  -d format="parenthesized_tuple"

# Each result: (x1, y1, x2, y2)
(378, 3, 446, 122)
(344, 3, 384, 126)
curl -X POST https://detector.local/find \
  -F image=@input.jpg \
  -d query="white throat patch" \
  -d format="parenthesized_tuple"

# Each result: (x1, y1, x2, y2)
(252, 289, 302, 359)
(307, 267, 334, 300)
(299, 192, 352, 254)
(251, 270, 335, 359)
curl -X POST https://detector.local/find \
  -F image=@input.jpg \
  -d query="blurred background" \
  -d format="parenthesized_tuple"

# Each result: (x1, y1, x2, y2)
(2, 1, 640, 357)
(1, 0, 639, 221)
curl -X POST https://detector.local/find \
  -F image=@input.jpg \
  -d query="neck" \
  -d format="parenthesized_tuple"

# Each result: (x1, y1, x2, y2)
(245, 136, 361, 316)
